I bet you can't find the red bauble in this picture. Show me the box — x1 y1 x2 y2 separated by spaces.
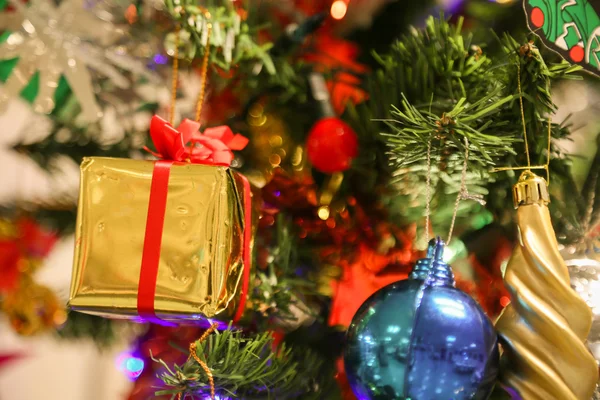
306 117 358 173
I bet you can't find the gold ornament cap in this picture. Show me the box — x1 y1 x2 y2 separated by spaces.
513 170 549 208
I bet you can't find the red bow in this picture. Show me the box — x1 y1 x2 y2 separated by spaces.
146 115 248 166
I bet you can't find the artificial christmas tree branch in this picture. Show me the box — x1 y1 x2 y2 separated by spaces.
345 15 517 207
249 215 318 331
496 34 582 167
383 91 517 171
341 15 587 237
381 18 582 180
163 0 275 72
155 326 331 399
371 15 497 107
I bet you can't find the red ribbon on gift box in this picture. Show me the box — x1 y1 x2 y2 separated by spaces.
138 115 251 325
146 115 248 165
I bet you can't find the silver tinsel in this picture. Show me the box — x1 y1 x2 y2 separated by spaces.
0 0 160 121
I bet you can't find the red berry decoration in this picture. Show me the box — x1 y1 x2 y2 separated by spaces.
569 45 585 62
530 7 545 28
306 117 358 173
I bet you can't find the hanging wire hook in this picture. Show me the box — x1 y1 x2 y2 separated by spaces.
195 8 213 123
492 61 552 184
424 138 432 245
169 25 181 125
169 8 213 125
176 323 218 400
446 137 486 244
518 63 531 168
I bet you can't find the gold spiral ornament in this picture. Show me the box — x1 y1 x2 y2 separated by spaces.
495 171 598 400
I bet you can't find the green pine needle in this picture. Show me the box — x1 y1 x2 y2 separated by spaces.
155 326 327 399
164 1 275 71
378 16 582 185
249 215 317 330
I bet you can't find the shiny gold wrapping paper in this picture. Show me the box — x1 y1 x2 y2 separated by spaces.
495 172 598 400
68 157 248 322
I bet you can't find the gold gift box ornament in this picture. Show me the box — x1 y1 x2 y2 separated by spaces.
68 116 252 326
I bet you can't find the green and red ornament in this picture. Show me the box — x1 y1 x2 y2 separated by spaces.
524 0 600 74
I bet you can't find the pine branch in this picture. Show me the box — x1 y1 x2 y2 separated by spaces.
379 16 525 208
349 15 520 184
372 15 499 109
343 15 498 198
56 312 117 348
155 327 330 399
357 16 583 176
496 34 582 167
383 92 517 172
381 17 584 178
163 1 275 72
376 16 582 187
350 15 585 231
249 215 317 330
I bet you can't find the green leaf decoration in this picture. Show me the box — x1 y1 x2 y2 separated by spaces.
524 0 600 75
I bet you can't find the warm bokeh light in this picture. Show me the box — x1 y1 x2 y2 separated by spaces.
330 0 348 20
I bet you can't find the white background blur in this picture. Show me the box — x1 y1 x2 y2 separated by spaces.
0 99 133 400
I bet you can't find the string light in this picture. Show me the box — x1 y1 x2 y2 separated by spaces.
330 0 348 20
116 351 145 380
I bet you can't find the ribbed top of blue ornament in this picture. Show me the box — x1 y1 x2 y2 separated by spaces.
423 237 455 287
409 238 437 280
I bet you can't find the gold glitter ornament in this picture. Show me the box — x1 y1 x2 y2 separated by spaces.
0 217 63 335
0 0 159 121
495 171 598 400
2 275 66 336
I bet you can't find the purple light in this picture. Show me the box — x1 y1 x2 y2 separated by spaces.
116 352 145 380
441 0 464 12
274 190 281 197
153 54 169 65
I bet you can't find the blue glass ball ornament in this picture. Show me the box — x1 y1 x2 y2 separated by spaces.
344 238 499 400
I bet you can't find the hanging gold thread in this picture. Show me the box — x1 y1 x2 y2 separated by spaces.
492 59 552 184
169 8 213 125
517 63 531 167
424 138 432 245
195 9 213 122
170 25 180 126
447 138 469 244
176 322 219 400
446 137 485 244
